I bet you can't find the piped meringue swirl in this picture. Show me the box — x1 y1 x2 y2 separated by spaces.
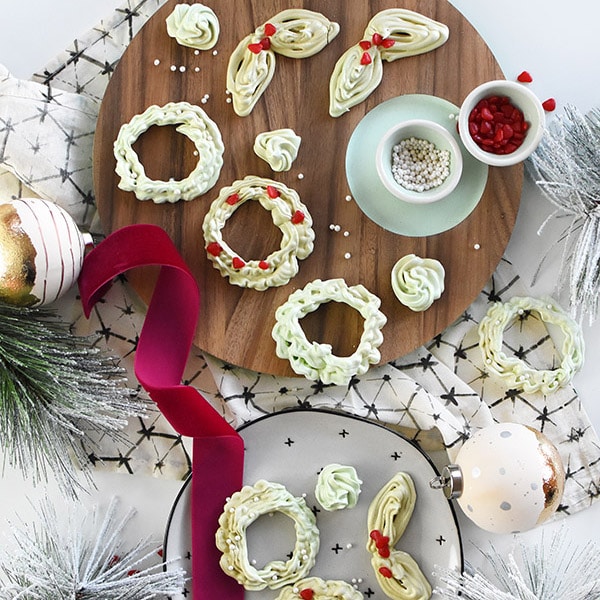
166 3 219 50
391 254 445 312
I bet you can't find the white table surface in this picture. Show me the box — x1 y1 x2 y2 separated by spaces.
1 0 599 584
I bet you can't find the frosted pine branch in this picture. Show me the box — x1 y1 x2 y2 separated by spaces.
0 497 186 599
434 527 600 599
0 302 147 497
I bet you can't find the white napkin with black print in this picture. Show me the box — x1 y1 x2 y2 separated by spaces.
0 63 98 226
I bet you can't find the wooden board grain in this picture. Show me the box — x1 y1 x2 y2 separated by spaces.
94 0 523 377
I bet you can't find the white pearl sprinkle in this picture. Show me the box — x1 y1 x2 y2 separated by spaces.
226 97 232 104
334 225 341 232
474 243 481 250
343 231 350 237
346 543 353 549
194 66 200 73
344 252 351 259
153 58 160 66
329 224 335 230
345 195 352 202
201 98 208 104
170 65 177 72
179 65 186 72
212 49 218 56
297 173 304 180
391 136 451 192
194 50 200 55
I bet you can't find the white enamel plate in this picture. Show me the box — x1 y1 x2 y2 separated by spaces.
164 409 463 599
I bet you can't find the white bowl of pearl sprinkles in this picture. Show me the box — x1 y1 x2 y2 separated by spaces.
376 118 463 204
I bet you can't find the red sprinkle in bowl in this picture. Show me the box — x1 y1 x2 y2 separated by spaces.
458 80 545 167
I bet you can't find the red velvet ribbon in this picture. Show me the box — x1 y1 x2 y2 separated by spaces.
78 224 244 599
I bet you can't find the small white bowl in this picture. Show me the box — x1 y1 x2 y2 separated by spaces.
458 79 545 167
376 119 463 204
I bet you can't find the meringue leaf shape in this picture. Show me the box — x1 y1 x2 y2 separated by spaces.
268 9 340 58
365 8 449 63
329 46 383 118
226 34 276 117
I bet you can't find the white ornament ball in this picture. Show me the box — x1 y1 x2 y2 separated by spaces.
456 422 565 533
0 198 88 306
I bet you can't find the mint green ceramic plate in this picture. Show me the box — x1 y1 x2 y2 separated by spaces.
346 94 488 237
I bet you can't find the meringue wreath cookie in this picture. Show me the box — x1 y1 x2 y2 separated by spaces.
272 278 387 385
202 176 314 290
215 479 320 590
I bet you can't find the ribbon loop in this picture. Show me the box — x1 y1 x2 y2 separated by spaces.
78 223 244 599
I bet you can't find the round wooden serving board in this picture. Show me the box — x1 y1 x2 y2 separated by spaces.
94 0 523 377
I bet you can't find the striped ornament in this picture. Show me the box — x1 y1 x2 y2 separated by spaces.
0 198 88 306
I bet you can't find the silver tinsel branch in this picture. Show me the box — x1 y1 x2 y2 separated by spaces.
434 528 600 599
527 104 600 324
0 497 186 599
0 303 147 497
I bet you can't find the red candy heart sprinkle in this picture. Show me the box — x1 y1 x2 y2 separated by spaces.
259 260 269 270
264 22 276 37
376 535 390 549
232 257 245 269
517 70 533 83
291 210 305 224
372 32 383 46
542 97 556 111
381 37 395 49
207 242 223 256
468 94 529 155
379 567 394 579
370 529 383 541
299 589 314 600
226 193 240 205
360 52 372 66
260 37 271 51
248 43 263 54
267 185 280 198
359 40 372 50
